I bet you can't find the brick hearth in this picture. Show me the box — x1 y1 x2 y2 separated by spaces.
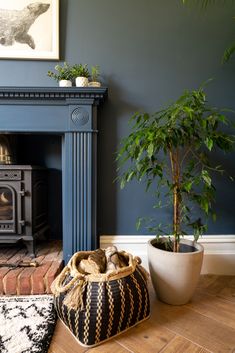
0 241 63 295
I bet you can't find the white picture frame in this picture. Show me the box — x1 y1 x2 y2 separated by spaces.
0 0 59 60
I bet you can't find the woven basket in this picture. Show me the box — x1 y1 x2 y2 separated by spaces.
51 250 150 347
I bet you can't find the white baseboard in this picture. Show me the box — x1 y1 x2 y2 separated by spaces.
100 235 235 275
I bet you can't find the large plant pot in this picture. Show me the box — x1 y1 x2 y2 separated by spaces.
147 238 204 305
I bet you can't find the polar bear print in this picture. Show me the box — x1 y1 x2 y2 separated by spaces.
0 2 50 49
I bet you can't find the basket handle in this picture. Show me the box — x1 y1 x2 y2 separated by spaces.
51 265 84 295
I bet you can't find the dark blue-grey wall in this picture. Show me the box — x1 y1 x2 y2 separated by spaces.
1 0 235 235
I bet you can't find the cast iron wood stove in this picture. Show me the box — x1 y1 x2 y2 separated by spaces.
0 165 48 255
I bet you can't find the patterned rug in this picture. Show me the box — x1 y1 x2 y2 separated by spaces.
0 295 56 353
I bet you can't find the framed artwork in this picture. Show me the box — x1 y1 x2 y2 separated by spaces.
0 0 59 60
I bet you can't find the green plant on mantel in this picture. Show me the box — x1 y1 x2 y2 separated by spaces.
71 64 90 78
47 62 73 81
182 0 235 62
91 65 100 82
117 87 234 252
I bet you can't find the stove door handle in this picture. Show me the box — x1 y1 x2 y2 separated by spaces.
19 190 25 197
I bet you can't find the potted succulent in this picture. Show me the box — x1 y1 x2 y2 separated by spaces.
71 64 90 87
117 87 234 305
47 62 73 87
88 65 101 87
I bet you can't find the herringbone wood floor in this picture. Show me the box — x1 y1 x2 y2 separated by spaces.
48 275 235 353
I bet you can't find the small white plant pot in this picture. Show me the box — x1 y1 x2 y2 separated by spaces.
59 80 72 87
75 77 89 87
88 81 101 88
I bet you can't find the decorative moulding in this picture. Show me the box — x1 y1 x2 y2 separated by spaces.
0 87 107 103
100 235 235 275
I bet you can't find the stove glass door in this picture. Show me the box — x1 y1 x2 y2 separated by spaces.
0 186 16 233
0 187 13 220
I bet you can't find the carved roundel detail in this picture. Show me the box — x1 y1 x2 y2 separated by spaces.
71 108 89 126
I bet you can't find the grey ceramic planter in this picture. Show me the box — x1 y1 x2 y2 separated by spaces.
147 238 204 305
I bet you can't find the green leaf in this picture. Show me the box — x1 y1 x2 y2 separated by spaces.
147 143 154 158
120 179 126 189
212 212 217 222
184 181 193 192
127 171 135 182
202 170 211 187
223 43 235 64
205 137 213 151
201 198 209 214
136 217 142 231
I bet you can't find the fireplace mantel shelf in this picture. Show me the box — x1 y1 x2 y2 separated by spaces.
0 86 108 263
0 86 107 105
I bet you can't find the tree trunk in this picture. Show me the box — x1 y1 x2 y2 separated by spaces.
170 147 181 252
173 186 180 252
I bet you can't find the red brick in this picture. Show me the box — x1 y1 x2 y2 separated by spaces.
3 268 24 295
0 267 10 294
16 254 50 295
31 261 52 294
2 248 28 294
45 260 63 293
17 267 36 295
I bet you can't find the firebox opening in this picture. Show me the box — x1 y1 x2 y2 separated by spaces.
0 133 62 255
17 134 63 240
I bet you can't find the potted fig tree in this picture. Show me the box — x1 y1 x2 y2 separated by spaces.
117 87 234 305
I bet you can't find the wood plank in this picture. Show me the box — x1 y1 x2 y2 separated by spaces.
115 318 175 353
199 275 235 303
196 274 219 290
217 277 235 303
161 336 208 353
186 290 235 330
87 341 131 353
48 320 87 353
201 275 234 296
153 298 235 353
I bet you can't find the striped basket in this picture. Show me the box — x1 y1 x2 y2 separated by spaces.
51 250 150 347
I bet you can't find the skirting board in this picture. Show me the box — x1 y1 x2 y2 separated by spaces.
100 235 235 275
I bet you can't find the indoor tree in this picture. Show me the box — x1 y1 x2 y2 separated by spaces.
117 87 234 252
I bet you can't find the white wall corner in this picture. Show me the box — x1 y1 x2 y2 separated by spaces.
100 235 235 275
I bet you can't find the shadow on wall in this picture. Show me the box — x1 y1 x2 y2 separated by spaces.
97 77 141 237
207 146 235 233
59 0 68 60
48 169 62 239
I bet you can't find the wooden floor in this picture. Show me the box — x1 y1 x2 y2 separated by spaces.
49 275 235 353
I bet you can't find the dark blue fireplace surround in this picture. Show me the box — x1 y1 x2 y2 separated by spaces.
0 87 107 263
